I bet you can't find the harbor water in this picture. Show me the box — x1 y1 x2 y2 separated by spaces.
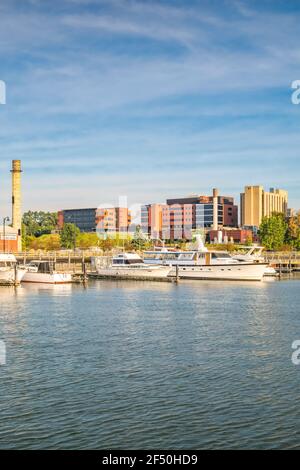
0 277 300 449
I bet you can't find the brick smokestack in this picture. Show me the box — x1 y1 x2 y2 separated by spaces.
11 160 22 251
212 188 219 231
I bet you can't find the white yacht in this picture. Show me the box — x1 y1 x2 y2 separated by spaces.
232 246 278 276
143 249 240 266
22 261 73 284
143 237 267 281
144 250 267 281
93 253 172 279
0 254 26 285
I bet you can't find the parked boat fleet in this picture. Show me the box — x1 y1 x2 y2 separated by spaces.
93 239 277 282
0 238 278 286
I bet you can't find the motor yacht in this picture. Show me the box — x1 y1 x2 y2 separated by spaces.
232 246 278 276
22 261 73 284
143 236 267 281
93 253 172 279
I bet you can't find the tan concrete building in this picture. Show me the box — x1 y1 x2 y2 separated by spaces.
240 186 288 227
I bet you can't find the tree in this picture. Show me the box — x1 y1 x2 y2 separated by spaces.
100 238 115 252
259 213 288 250
77 233 100 249
287 212 300 250
245 235 253 246
130 225 149 250
22 211 58 237
24 234 61 251
60 223 80 249
44 234 61 251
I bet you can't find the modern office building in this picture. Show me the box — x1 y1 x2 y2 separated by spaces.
240 186 288 228
142 189 238 241
58 208 97 232
59 207 131 234
141 203 166 240
96 207 131 234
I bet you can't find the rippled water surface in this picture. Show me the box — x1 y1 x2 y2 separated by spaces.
0 278 300 449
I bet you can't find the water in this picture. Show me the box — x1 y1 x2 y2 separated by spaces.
0 278 300 450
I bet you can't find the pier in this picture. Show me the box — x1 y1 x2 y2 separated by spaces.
264 252 300 273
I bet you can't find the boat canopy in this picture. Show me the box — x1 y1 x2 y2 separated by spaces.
0 254 17 263
28 261 53 273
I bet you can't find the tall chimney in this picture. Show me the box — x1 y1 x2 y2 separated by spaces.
11 160 22 251
212 188 219 231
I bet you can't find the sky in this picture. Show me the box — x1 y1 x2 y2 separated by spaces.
0 0 300 217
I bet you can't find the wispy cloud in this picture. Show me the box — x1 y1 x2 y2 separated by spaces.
0 0 300 215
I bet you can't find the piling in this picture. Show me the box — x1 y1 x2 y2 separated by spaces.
14 263 18 286
175 265 179 283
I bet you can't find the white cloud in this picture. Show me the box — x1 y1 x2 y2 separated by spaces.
0 0 300 215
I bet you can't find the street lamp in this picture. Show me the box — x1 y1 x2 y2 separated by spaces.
3 217 10 253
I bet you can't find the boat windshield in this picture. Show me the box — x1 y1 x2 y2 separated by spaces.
211 253 232 259
178 253 195 260
144 252 181 260
29 262 52 273
113 259 144 265
0 261 13 267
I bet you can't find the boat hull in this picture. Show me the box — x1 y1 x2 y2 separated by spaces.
22 272 73 284
96 266 171 279
169 263 268 281
0 268 26 285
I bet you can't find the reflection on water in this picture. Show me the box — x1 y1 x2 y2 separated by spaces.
0 278 300 450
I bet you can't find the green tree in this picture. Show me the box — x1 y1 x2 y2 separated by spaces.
22 211 58 237
100 238 115 252
259 213 288 250
287 212 300 250
130 225 149 250
77 233 100 249
25 234 61 251
60 223 80 249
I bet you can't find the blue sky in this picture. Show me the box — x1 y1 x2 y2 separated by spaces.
0 0 300 216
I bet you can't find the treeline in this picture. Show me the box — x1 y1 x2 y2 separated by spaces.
22 211 152 251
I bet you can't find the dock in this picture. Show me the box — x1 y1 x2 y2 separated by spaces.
88 273 174 282
264 252 300 274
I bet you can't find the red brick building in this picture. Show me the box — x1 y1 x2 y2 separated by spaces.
141 190 238 241
0 226 19 252
209 229 253 244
